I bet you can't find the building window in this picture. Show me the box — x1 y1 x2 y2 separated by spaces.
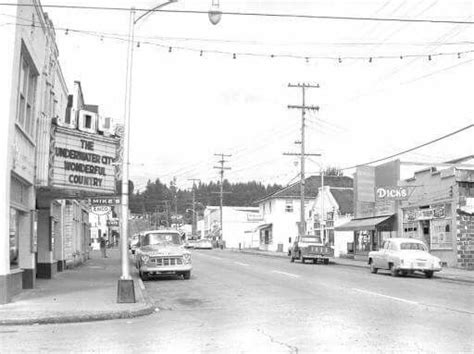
285 200 293 213
9 208 19 268
431 219 452 250
268 201 272 214
17 52 38 137
85 114 92 128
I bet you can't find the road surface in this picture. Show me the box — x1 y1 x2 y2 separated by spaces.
1 249 472 353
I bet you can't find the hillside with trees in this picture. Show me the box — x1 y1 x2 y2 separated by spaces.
129 179 282 224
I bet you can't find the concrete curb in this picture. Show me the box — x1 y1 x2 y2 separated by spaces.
0 271 157 326
232 249 474 284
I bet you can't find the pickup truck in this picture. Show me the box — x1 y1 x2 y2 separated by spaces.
289 236 333 264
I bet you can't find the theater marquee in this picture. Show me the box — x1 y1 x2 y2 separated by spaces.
49 125 118 194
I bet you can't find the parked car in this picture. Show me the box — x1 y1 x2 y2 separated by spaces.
184 240 196 249
135 230 192 280
368 238 442 278
289 235 333 264
194 239 213 250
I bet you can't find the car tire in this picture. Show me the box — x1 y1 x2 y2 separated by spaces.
390 264 398 277
183 271 191 280
424 271 434 279
370 262 378 274
139 270 149 281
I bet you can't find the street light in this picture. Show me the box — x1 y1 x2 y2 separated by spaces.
208 0 222 25
118 0 178 303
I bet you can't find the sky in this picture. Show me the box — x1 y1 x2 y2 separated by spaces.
4 0 473 191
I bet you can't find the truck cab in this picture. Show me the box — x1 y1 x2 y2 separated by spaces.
289 235 333 264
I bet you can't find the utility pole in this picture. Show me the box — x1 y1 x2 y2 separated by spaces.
286 83 320 239
213 154 231 243
188 178 200 235
170 177 178 229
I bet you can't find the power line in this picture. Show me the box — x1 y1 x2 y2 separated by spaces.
341 123 474 170
1 3 473 25
4 20 473 63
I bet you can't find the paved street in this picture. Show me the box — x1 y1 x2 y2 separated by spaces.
1 250 473 353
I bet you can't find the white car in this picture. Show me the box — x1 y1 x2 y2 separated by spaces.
368 238 442 278
194 239 213 249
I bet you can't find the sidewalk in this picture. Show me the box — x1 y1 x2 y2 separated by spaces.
230 248 474 284
0 248 156 326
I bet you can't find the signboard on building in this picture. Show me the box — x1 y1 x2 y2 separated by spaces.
49 125 118 194
91 206 112 215
89 196 121 205
247 213 263 222
107 219 119 227
375 186 408 201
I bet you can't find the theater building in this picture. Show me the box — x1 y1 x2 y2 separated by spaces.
0 1 119 303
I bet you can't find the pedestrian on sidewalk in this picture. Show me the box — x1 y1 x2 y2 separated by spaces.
100 234 108 258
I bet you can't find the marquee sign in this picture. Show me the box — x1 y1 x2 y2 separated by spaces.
375 186 409 201
49 125 118 194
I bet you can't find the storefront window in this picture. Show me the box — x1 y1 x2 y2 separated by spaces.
431 219 452 250
9 208 19 268
260 228 272 245
403 222 419 239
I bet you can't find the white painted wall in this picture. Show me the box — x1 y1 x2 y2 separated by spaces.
260 198 314 253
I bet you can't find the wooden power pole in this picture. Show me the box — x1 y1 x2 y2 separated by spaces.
213 154 231 243
286 83 320 238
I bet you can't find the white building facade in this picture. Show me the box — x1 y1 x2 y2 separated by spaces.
256 175 354 255
200 206 262 248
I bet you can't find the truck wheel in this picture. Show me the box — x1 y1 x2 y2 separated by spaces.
182 271 191 280
139 270 149 281
424 271 434 279
370 262 378 274
390 264 398 277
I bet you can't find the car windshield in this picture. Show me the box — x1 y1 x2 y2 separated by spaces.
400 242 427 251
142 232 181 246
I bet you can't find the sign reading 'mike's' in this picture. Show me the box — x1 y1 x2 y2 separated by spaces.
49 125 118 193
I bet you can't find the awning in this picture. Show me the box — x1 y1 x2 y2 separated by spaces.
256 223 272 230
335 215 394 231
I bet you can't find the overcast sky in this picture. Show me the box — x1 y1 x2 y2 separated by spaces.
10 0 473 190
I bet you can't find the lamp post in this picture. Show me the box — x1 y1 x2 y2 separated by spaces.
118 0 178 303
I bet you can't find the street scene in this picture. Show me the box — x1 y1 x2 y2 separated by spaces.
0 0 473 353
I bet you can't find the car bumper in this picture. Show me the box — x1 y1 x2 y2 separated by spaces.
396 265 442 272
303 254 332 259
140 264 192 273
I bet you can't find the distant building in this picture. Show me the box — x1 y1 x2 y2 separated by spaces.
256 175 354 254
200 206 262 248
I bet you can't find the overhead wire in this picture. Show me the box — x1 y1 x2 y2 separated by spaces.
340 123 473 170
1 3 473 25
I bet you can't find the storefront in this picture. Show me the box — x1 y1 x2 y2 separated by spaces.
336 215 396 259
258 224 273 251
402 203 455 266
